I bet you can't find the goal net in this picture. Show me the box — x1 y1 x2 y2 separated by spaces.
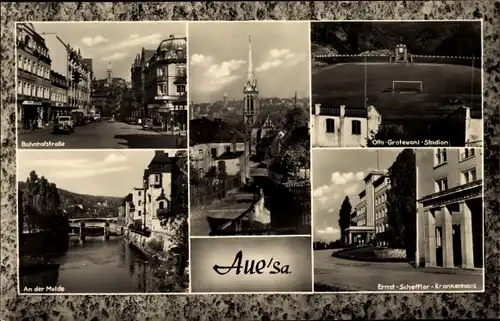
392 80 423 93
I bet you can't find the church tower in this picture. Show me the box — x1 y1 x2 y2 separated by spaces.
243 35 259 127
106 62 112 86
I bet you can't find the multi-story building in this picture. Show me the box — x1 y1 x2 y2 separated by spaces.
416 148 483 269
143 35 187 131
189 117 250 183
67 46 92 113
131 187 143 222
345 169 390 246
131 47 156 118
91 65 127 117
16 23 52 130
140 151 183 231
49 71 69 118
312 104 382 147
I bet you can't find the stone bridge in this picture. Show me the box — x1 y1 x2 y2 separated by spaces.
68 217 124 237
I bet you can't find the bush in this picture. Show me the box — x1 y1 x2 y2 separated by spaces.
374 248 406 260
147 238 164 253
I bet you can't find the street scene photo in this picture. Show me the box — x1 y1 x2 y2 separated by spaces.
415 148 483 290
18 150 188 294
188 22 311 236
17 22 187 149
310 21 482 148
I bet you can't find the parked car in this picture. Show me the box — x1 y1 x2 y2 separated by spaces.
83 115 93 124
142 118 153 130
53 115 74 134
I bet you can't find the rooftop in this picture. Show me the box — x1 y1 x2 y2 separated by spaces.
190 118 247 146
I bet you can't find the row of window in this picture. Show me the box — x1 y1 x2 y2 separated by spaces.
17 33 50 58
435 148 476 166
51 91 67 103
376 223 389 234
375 193 387 206
376 207 388 220
18 55 50 79
156 66 186 78
157 84 186 96
377 240 389 247
435 167 478 193
17 81 50 99
358 218 366 226
325 119 362 135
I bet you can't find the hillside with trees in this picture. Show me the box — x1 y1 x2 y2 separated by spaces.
311 21 481 57
18 178 122 219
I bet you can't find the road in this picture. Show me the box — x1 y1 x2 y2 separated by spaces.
18 121 186 149
314 249 484 292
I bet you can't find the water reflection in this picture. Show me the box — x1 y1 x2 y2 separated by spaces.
20 237 186 293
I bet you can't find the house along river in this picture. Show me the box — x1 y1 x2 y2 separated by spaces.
20 237 184 294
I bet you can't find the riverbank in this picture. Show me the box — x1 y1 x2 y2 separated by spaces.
124 220 189 292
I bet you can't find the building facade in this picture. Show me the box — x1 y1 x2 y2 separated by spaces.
131 47 156 118
50 71 69 119
416 148 483 269
143 35 187 131
67 46 92 113
16 23 52 130
345 169 390 246
312 104 382 147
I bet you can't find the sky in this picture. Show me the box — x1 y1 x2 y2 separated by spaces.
18 150 182 198
31 22 187 81
312 149 403 242
189 22 310 103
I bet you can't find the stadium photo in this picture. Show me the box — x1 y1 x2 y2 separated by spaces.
310 21 482 148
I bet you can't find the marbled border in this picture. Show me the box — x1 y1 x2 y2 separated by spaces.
1 2 498 320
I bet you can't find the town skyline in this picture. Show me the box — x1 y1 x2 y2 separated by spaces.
189 22 310 103
312 149 402 242
30 22 187 81
18 150 183 198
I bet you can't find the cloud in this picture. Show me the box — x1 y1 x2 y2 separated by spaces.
315 226 341 241
196 59 246 93
331 171 365 185
129 34 139 39
53 167 130 179
101 52 128 62
313 184 330 198
104 33 163 51
190 53 212 66
81 35 109 47
30 153 129 179
255 48 304 73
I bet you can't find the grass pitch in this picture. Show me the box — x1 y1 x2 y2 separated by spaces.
312 63 481 121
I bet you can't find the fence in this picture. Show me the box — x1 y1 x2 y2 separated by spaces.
190 174 242 208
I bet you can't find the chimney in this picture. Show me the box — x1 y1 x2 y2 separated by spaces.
340 105 346 117
314 103 321 115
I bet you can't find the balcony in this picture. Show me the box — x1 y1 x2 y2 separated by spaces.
174 74 187 85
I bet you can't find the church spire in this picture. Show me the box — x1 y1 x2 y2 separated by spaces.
244 34 257 92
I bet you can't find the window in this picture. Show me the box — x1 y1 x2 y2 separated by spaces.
435 177 448 192
435 148 447 166
210 148 217 158
225 146 231 153
138 200 141 206
27 60 32 73
138 210 142 217
352 120 361 135
18 55 23 69
159 201 165 209
176 85 186 93
460 148 476 161
462 168 477 184
157 67 164 77
155 174 160 183
17 81 22 94
138 191 141 196
325 118 335 133
24 83 28 96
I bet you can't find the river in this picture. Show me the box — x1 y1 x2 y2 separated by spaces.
19 236 187 294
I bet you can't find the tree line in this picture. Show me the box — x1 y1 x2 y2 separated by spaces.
19 170 68 236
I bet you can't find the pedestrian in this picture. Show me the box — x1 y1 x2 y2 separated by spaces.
138 118 142 126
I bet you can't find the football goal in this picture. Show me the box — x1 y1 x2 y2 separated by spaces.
392 80 423 93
